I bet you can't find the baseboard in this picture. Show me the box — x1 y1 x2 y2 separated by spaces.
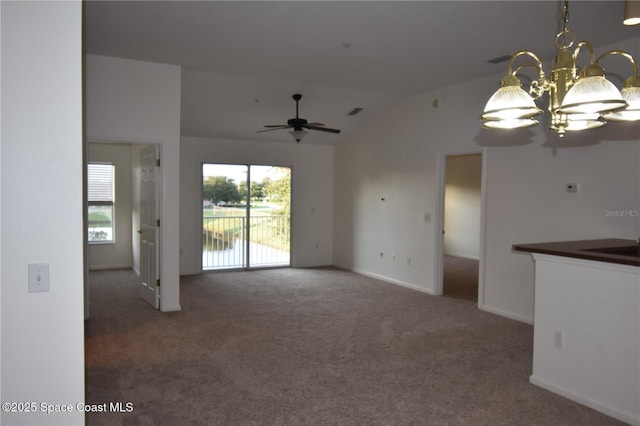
88 264 134 272
530 375 639 426
331 261 352 272
348 267 436 295
337 264 533 324
478 303 533 325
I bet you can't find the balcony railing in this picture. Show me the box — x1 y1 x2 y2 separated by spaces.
202 215 290 270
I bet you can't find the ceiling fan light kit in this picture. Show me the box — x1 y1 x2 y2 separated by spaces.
481 0 640 137
288 129 308 143
258 93 341 143
625 0 640 26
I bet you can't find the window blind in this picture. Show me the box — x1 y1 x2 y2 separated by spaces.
88 163 114 203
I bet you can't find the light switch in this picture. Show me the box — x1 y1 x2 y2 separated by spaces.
28 263 49 293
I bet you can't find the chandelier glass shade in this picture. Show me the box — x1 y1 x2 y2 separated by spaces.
561 113 606 131
288 129 308 143
605 77 640 121
558 72 627 114
481 79 543 121
482 118 540 129
481 0 640 136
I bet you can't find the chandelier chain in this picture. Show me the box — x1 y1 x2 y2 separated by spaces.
556 0 574 49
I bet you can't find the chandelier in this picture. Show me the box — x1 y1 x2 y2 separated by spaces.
481 0 640 136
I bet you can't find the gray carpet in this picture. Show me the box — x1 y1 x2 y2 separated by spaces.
85 268 623 425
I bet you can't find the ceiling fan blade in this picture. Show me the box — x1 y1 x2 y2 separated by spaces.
305 124 341 134
262 124 290 128
306 122 326 127
257 125 290 133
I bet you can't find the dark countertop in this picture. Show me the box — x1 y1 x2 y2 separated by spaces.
513 238 640 267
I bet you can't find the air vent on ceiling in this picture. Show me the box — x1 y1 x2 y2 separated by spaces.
348 107 363 116
488 54 512 64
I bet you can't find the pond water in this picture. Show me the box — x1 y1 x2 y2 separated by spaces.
202 239 290 269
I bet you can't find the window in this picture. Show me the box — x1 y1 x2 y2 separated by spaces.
88 163 115 243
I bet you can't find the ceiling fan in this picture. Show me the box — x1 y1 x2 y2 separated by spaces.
258 94 341 143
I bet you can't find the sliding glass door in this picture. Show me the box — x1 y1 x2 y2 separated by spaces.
202 164 291 270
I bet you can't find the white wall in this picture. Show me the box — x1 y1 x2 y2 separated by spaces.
1 0 3 408
530 255 640 424
85 55 182 312
87 143 133 270
1 2 85 425
180 136 333 275
444 154 482 259
334 37 640 323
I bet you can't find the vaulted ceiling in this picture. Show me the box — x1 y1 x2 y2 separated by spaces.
84 1 639 144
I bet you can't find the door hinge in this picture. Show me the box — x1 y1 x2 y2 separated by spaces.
156 158 160 167
156 279 160 287
156 219 160 227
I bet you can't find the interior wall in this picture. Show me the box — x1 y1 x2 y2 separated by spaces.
87 142 133 270
1 2 85 425
1 2 3 407
85 54 182 312
333 37 640 323
444 154 482 259
180 136 333 275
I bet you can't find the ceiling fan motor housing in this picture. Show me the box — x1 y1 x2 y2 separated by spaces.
287 118 307 129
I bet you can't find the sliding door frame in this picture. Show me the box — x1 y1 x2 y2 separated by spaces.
200 162 292 271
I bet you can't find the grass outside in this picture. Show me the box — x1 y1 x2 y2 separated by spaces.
88 205 112 224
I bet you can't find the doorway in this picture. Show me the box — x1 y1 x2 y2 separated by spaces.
201 163 291 270
439 153 483 302
85 142 162 316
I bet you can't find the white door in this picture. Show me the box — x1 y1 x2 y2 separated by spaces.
139 145 160 309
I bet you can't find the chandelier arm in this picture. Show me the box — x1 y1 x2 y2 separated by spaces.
513 62 542 75
507 51 547 96
572 40 595 68
512 62 548 99
595 50 639 77
507 50 544 76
